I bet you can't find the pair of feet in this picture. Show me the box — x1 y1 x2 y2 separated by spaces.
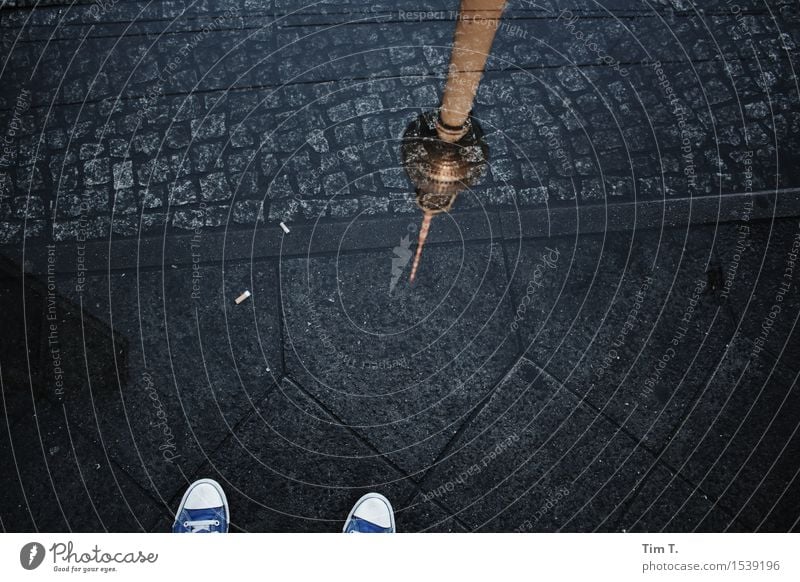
172 479 396 533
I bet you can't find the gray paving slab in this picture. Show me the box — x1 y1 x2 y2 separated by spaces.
506 225 738 450
615 462 748 533
0 400 168 532
281 241 521 476
22 260 285 511
715 216 800 374
185 377 453 532
1 0 799 533
661 337 800 532
412 357 656 532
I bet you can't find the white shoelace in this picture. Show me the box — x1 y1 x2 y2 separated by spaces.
183 519 220 533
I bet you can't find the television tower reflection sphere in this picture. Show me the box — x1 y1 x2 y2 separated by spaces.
401 0 506 282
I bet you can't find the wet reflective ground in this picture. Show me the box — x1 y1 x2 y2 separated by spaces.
1 1 799 531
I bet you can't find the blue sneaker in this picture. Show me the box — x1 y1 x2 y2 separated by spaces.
343 493 395 533
172 478 229 533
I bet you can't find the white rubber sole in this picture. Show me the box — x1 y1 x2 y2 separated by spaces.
343 492 396 533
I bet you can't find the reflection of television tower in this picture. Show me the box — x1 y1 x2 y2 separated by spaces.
402 0 507 282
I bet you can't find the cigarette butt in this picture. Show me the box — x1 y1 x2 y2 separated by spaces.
279 221 290 234
235 290 251 304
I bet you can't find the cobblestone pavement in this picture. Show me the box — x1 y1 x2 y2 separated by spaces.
0 1 799 532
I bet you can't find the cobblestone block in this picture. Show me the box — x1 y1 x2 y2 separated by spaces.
60 187 109 217
362 117 389 141
518 186 548 205
299 199 328 219
605 177 633 198
12 194 44 219
548 178 577 202
112 160 133 190
202 205 230 228
111 216 138 236
490 158 518 182
327 101 354 123
165 125 191 150
46 129 66 150
329 198 358 217
324 171 349 196
17 164 45 190
0 172 12 199
580 179 605 202
229 126 254 148
199 172 231 202
133 132 160 156
360 196 389 215
191 142 224 172
112 188 138 215
354 174 377 192
136 157 170 185
52 216 110 241
168 179 198 206
389 196 417 215
0 222 21 244
267 173 294 199
354 95 383 116
172 208 205 230
109 138 130 158
307 129 329 153
379 167 407 189
232 200 265 224
268 198 299 222
191 113 227 140
79 143 104 160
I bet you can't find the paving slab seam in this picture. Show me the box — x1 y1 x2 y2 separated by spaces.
402 354 531 508
515 354 739 519
280 374 472 531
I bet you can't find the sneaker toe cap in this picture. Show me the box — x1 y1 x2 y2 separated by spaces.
354 497 392 529
184 482 225 510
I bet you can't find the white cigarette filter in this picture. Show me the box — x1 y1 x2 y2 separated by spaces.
235 290 251 304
